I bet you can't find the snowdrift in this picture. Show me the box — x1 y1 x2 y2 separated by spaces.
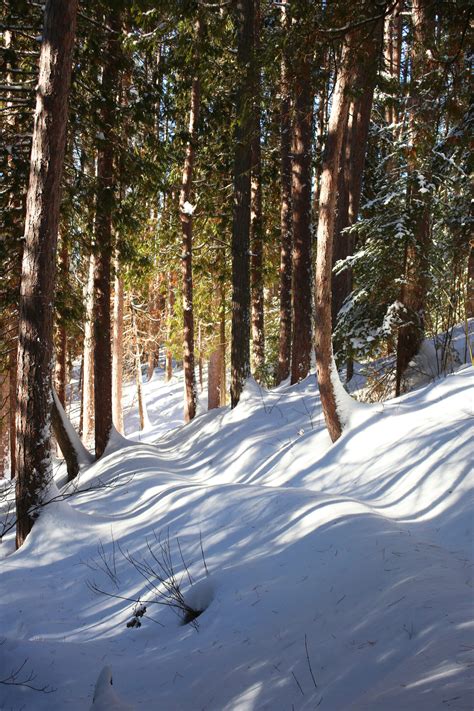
1 365 473 710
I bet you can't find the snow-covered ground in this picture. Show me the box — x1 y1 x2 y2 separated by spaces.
1 358 473 710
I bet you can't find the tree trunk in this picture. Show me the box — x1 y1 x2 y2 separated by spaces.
51 391 79 482
231 0 254 407
179 18 201 423
467 240 474 320
219 285 227 405
55 236 69 408
197 321 204 391
51 388 93 481
395 0 435 395
314 36 358 443
250 0 264 376
82 252 95 446
112 260 124 434
165 271 175 382
207 349 222 410
276 0 292 385
332 30 381 328
93 13 120 458
290 50 313 385
15 0 78 548
0 373 9 478
131 304 147 431
9 340 17 478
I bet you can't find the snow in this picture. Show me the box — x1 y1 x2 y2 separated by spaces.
1 357 473 710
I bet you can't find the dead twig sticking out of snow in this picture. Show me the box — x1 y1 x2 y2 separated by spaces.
0 655 56 694
304 634 318 688
291 670 304 695
0 470 136 543
87 529 211 630
199 529 209 576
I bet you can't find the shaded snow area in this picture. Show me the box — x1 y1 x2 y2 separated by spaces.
1 365 473 710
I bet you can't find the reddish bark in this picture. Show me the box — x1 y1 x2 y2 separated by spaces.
15 0 78 547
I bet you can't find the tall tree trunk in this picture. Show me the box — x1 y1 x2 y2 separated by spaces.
179 18 201 423
332 28 382 329
93 13 120 458
9 339 17 478
0 373 9 478
231 0 254 407
165 271 175 382
207 348 222 410
395 0 435 395
276 0 292 385
250 0 264 376
55 235 69 408
15 0 78 547
219 284 227 405
467 241 474 320
290 51 313 384
315 32 364 443
82 252 95 446
131 304 147 431
197 321 204 391
112 260 124 434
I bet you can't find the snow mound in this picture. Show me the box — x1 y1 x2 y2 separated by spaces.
1 363 472 710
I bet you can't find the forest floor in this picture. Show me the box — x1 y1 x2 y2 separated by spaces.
1 343 473 710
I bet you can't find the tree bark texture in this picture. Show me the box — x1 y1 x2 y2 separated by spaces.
250 0 264 375
207 349 223 410
51 389 79 481
231 0 254 408
179 18 201 423
290 51 313 384
0 373 9 477
276 0 292 384
332 26 382 328
9 341 17 478
131 305 146 431
315 34 360 443
165 272 176 381
395 0 435 395
15 0 78 547
55 236 69 408
82 252 95 445
112 262 124 434
93 13 120 458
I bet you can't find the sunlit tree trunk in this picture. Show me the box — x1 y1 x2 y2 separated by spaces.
112 259 124 434
55 236 69 408
15 0 78 547
82 252 95 445
165 271 175 382
0 373 9 478
131 304 147 431
315 35 359 443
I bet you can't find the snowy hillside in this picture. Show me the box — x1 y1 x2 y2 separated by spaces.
1 365 473 710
